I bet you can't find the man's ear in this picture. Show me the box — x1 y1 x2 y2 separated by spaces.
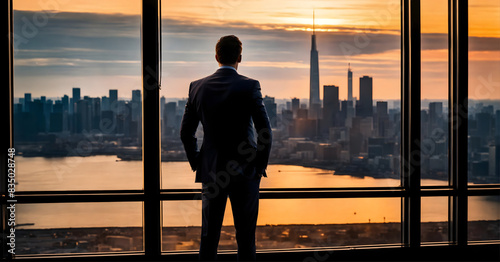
237 54 242 63
215 54 220 63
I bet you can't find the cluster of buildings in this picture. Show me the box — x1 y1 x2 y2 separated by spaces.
468 103 500 183
17 220 500 254
13 19 499 183
14 88 142 145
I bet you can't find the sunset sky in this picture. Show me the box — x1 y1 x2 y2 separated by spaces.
13 0 500 102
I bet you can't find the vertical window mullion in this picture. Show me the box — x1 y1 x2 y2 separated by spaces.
3 0 13 260
449 0 468 247
142 0 162 258
401 0 411 247
401 0 421 248
409 0 422 248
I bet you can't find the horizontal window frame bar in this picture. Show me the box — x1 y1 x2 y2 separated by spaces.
8 193 145 203
8 188 499 204
12 189 144 195
13 251 145 260
467 184 500 189
11 243 500 261
10 184 498 196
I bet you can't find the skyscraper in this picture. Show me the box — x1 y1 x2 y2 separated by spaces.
347 63 353 102
476 112 491 144
495 110 500 138
309 11 320 119
163 102 177 137
263 96 277 128
357 76 373 117
291 97 300 118
72 87 81 103
62 95 69 113
131 90 142 122
24 93 32 112
109 89 118 109
376 101 389 137
323 85 340 129
71 88 81 116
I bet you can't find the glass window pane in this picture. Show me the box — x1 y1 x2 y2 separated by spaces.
421 0 449 186
13 0 143 191
421 197 449 243
162 198 401 251
468 196 500 241
161 0 401 189
468 0 500 184
16 202 143 254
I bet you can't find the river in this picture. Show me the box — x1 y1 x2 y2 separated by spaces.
13 156 499 229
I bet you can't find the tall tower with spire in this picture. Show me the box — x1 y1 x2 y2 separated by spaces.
347 63 353 102
309 10 320 119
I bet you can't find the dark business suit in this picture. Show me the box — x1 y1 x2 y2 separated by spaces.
180 67 272 261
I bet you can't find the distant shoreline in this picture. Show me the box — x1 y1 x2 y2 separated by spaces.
17 154 498 184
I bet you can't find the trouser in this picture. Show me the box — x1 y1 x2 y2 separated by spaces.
199 174 261 261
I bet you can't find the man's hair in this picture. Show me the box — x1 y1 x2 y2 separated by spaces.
215 35 242 65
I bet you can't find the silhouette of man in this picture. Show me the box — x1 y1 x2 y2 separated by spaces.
180 35 272 261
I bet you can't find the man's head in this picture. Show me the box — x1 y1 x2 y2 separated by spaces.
215 35 242 68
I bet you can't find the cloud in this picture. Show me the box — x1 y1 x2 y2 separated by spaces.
12 9 500 99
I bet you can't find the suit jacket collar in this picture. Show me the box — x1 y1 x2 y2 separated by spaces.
216 67 238 75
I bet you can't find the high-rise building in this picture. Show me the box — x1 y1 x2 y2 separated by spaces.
429 102 443 123
160 96 166 120
71 88 81 116
101 96 110 111
356 76 373 117
489 145 499 178
376 101 389 137
163 102 177 137
132 90 141 103
495 110 500 138
75 99 91 133
323 85 339 129
109 89 118 110
291 97 300 118
50 101 64 133
347 63 353 102
30 99 46 133
476 112 491 144
263 96 277 128
309 11 320 119
24 93 32 112
62 95 69 112
131 90 142 122
72 88 81 102
376 101 388 117
340 100 353 126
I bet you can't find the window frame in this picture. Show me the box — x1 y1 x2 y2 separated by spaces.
2 0 500 260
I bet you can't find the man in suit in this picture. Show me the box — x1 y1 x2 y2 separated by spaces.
180 35 272 261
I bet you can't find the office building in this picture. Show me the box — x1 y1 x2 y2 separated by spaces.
357 76 373 117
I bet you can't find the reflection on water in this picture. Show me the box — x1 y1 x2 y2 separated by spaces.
15 156 500 229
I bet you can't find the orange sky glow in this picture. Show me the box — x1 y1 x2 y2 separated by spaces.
13 0 500 100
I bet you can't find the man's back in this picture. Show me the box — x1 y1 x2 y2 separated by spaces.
180 67 272 183
191 68 259 152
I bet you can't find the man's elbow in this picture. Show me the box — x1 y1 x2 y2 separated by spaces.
257 126 273 147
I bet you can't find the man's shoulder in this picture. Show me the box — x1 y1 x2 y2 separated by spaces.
236 73 259 84
190 74 210 87
232 73 260 90
191 71 259 87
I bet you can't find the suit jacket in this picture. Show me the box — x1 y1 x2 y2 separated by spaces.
180 67 272 183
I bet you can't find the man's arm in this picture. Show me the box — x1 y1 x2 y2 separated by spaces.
250 81 272 177
180 83 200 171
